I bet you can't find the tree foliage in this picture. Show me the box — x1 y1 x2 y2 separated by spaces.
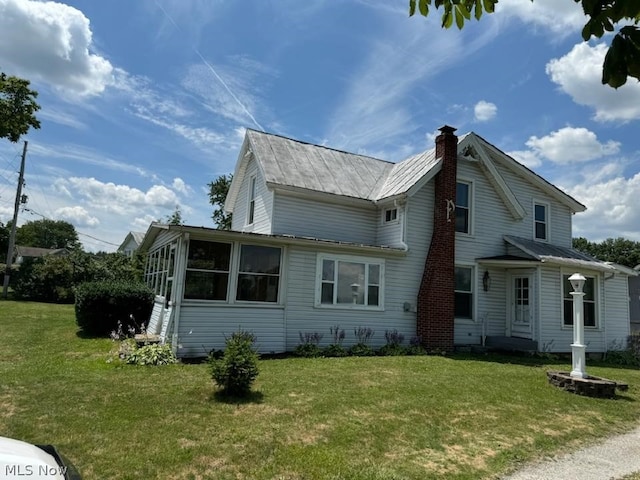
12 250 145 303
15 219 80 249
0 70 41 142
208 174 233 230
164 205 183 225
409 0 640 88
573 236 640 268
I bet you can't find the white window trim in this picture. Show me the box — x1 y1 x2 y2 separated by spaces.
382 207 399 225
454 263 475 322
560 271 600 330
533 200 550 242
247 176 257 226
456 179 474 237
315 253 385 311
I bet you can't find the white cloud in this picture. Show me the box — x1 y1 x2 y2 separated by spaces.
507 150 542 169
0 0 114 97
474 101 497 122
498 0 586 37
568 172 640 241
525 127 620 164
64 177 179 215
172 178 190 194
546 43 640 122
326 16 499 151
55 206 99 227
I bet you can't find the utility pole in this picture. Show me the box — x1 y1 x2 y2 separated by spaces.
3 141 28 299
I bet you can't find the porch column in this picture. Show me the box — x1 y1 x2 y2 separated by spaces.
569 273 587 379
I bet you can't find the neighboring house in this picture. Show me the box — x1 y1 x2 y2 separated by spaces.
118 231 145 257
140 126 634 357
14 245 69 264
630 265 640 334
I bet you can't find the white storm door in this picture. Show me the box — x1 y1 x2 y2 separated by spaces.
511 275 533 338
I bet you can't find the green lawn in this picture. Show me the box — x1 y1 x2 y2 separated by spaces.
2 300 640 479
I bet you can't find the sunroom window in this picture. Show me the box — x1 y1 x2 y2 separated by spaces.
236 245 281 302
184 240 231 301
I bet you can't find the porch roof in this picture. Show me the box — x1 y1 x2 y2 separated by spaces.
140 223 408 257
494 236 619 273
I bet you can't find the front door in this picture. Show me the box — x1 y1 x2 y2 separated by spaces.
511 274 533 339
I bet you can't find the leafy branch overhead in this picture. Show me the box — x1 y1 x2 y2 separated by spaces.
0 70 41 142
409 0 640 88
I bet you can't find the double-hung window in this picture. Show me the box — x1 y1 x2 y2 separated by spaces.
454 266 473 319
248 176 256 225
563 274 597 327
456 181 471 234
384 208 398 223
184 240 231 301
318 255 383 309
534 202 549 241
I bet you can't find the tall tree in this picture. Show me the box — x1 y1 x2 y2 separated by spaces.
15 219 81 250
208 174 233 230
409 0 640 88
0 70 41 142
573 236 640 268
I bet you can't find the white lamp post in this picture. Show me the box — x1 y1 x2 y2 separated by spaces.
569 273 587 379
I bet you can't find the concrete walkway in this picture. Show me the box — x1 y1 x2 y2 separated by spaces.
502 427 640 480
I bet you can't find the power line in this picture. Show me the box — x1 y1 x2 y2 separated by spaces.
23 207 121 247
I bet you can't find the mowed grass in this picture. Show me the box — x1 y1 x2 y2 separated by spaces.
1 301 640 479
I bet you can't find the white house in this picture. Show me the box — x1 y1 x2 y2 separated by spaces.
140 126 633 357
118 231 145 257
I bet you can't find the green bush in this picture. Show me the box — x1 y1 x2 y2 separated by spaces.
210 330 259 397
323 344 348 357
126 343 177 366
348 343 375 356
75 281 154 336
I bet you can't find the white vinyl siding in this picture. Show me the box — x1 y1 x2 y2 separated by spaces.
272 193 377 245
604 273 631 349
231 157 273 233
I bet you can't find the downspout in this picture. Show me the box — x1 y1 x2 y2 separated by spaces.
171 231 189 355
396 198 409 252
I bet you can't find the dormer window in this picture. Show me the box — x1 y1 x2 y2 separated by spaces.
384 208 398 223
534 202 549 241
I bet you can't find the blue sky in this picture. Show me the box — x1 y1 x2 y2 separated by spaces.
1 0 639 251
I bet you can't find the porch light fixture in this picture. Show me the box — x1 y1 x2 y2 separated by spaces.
569 273 585 293
482 271 491 292
351 283 360 304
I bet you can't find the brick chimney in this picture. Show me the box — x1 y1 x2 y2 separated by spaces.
416 125 458 351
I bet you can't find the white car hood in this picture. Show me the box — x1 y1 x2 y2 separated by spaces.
0 436 65 479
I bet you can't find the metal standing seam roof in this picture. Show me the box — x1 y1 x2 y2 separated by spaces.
246 130 394 200
504 235 618 272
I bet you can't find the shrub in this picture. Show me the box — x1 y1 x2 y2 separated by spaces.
405 336 427 356
349 326 375 356
323 325 347 357
294 331 323 358
75 280 154 336
127 343 177 366
210 330 260 397
629 333 640 362
378 329 406 356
